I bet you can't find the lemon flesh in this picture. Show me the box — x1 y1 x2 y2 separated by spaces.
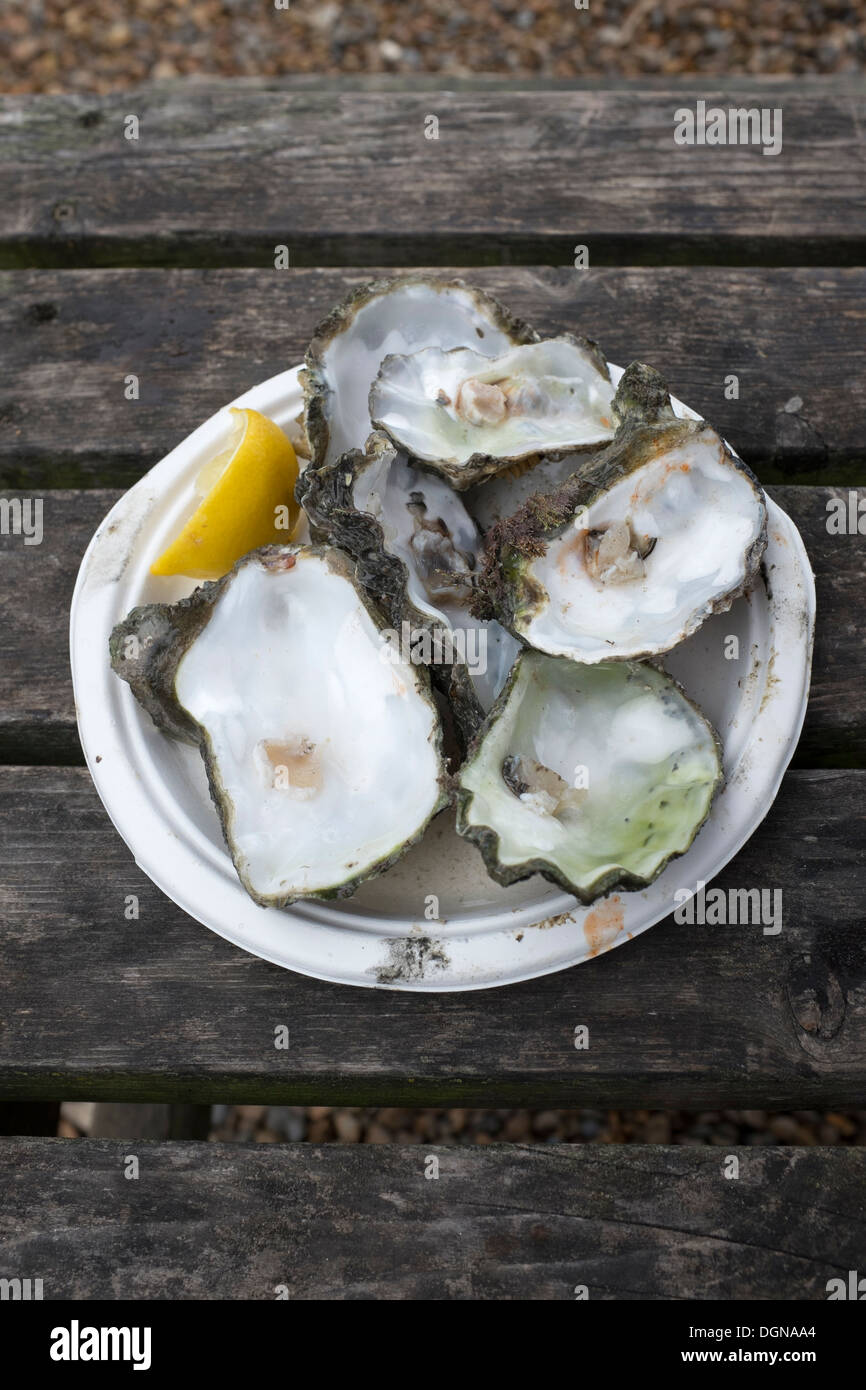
151 408 300 579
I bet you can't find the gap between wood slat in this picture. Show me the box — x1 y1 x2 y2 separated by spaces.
4 237 866 273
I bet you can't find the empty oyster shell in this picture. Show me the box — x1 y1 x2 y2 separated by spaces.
480 362 767 663
457 651 723 903
302 275 537 471
109 545 450 907
370 335 616 488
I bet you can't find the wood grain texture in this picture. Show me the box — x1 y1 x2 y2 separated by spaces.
2 266 864 487
1 1138 864 1299
2 83 865 268
0 767 863 1106
1 486 860 766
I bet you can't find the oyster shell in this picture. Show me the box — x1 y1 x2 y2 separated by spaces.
301 275 537 470
370 335 616 488
457 651 723 903
109 545 450 907
299 432 519 736
480 363 767 664
465 452 590 535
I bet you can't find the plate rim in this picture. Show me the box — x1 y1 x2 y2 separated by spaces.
69 365 816 992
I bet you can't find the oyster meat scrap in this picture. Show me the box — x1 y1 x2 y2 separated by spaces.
109 545 449 907
370 335 616 488
457 651 723 904
480 362 767 664
299 431 519 733
301 275 537 470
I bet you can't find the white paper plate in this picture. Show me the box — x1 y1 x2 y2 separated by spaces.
70 365 815 991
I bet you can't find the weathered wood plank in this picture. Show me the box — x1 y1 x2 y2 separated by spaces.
2 84 865 269
0 486 859 767
2 267 864 487
1 1138 863 1299
0 767 862 1107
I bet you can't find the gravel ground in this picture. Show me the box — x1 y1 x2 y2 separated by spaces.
205 1105 866 1146
54 1103 866 1145
4 1 866 94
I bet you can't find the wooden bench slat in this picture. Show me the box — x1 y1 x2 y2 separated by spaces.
0 486 859 767
2 267 865 487
3 84 865 268
1 1138 863 1299
0 766 862 1107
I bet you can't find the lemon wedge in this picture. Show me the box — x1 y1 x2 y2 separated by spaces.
150 408 300 579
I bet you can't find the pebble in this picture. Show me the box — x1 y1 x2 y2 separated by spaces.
377 1108 411 1130
363 1122 391 1144
644 1113 672 1144
284 1111 307 1142
532 1110 560 1137
413 1112 439 1139
769 1115 801 1142
333 1110 362 1143
307 1117 332 1143
740 1110 767 1128
478 1112 503 1134
827 1112 858 1137
236 1104 266 1122
503 1112 531 1141
266 1106 307 1142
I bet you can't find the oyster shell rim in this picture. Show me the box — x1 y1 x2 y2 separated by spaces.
455 648 725 906
109 542 453 910
369 331 615 489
